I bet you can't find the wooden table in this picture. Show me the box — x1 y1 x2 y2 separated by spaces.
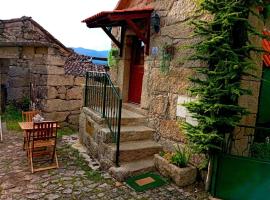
18 122 59 131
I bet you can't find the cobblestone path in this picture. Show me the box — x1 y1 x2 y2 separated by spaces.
0 129 208 200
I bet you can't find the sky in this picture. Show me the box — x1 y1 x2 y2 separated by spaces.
0 0 119 50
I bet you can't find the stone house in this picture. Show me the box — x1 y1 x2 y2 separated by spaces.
79 0 267 180
0 16 103 129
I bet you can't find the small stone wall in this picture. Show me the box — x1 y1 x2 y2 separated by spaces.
79 107 116 169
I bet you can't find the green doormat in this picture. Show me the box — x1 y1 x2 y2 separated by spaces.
125 172 167 192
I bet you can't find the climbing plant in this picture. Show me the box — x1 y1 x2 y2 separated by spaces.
160 43 174 74
108 48 120 68
183 0 265 154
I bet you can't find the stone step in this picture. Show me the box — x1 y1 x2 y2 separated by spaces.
109 157 155 181
100 125 154 143
108 140 162 163
122 103 147 116
120 108 147 126
83 107 146 126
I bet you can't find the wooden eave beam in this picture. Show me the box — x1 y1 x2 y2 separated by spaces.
125 19 147 43
125 17 151 55
101 26 121 48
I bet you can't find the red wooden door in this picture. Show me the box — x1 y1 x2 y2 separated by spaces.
128 38 144 104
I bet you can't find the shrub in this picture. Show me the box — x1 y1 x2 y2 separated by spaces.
171 145 191 168
250 142 270 160
2 104 22 131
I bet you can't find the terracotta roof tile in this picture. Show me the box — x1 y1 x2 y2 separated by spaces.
82 7 154 24
64 53 107 76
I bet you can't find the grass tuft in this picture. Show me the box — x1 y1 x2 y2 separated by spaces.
2 105 22 131
58 127 75 138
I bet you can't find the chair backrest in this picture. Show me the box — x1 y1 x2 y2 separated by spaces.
32 121 58 140
22 110 39 122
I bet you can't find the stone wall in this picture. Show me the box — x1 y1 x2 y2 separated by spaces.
111 1 265 153
0 17 84 129
230 7 264 155
0 47 33 103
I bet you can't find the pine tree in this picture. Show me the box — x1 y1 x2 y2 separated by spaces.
183 0 265 154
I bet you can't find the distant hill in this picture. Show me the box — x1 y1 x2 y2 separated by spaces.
72 47 109 65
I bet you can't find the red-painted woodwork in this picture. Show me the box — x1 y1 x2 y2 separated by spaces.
263 30 270 67
82 8 153 55
128 38 144 104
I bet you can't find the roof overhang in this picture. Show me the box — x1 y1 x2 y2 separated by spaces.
82 8 154 56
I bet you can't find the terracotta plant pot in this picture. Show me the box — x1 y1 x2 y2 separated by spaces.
154 154 197 187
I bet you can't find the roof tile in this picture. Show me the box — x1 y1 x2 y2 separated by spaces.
64 53 107 76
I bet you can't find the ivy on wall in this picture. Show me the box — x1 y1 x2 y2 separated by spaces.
108 48 120 68
183 0 265 154
160 43 175 74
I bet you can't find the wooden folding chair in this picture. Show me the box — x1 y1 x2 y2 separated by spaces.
22 110 39 150
22 110 39 122
27 121 59 173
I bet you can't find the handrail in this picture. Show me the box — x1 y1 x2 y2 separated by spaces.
84 71 122 167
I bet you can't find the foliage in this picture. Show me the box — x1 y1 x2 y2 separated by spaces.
161 145 191 168
171 145 191 168
162 152 173 162
160 43 174 74
251 142 270 160
58 126 75 138
2 104 22 131
182 0 265 155
8 96 30 112
159 151 165 157
20 96 30 111
108 48 120 68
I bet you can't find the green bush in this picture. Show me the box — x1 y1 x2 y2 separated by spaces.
20 96 30 111
171 145 191 168
2 104 22 131
250 142 270 160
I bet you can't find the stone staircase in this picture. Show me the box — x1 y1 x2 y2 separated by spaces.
104 104 163 181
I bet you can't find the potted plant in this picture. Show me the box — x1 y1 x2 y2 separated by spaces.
154 145 197 187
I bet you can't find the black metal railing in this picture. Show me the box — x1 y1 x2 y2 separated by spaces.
84 71 122 166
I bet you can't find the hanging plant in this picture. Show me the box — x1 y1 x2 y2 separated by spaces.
108 48 120 68
160 43 175 74
182 0 265 155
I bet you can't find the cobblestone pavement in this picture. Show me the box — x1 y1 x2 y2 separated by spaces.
0 129 209 200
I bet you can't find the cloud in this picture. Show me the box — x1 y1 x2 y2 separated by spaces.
0 0 119 50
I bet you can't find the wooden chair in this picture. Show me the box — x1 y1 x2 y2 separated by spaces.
22 110 39 122
27 121 59 173
22 110 39 150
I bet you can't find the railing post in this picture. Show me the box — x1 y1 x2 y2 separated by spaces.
102 73 107 118
84 72 89 107
115 99 122 167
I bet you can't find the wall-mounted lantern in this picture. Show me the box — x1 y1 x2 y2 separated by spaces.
151 11 160 33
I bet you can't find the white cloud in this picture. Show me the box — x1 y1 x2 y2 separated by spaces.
0 0 119 50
